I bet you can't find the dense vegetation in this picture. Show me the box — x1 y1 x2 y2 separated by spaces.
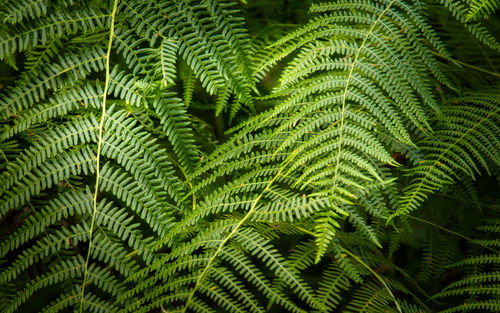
0 0 499 312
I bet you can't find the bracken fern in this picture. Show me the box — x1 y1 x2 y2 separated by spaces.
0 0 499 312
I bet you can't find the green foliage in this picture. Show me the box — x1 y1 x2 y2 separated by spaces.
0 0 499 313
396 91 500 218
465 0 500 22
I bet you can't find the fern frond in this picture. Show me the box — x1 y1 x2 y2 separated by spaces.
0 0 49 24
315 263 352 312
119 0 255 112
395 90 500 218
431 219 500 313
1 1 499 312
439 0 500 52
466 0 500 22
152 94 199 175
344 282 395 313
228 0 449 261
0 48 106 117
0 147 97 215
0 8 109 60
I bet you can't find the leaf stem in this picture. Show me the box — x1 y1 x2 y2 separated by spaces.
407 215 500 254
320 0 398 262
430 50 500 79
181 158 292 312
0 147 9 166
78 0 119 311
343 248 403 313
